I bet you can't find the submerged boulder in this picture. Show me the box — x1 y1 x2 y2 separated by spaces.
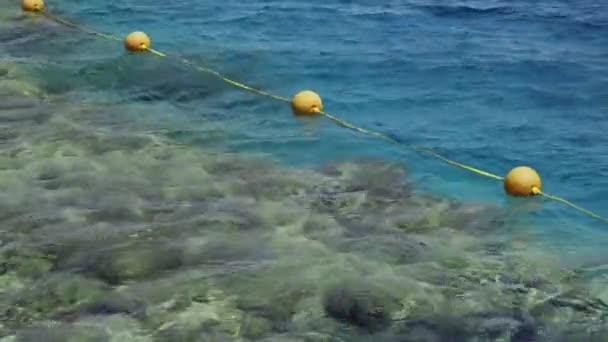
322 280 398 332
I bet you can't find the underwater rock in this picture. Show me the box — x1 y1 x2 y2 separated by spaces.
312 160 416 224
0 208 66 238
80 293 146 319
0 79 45 98
438 201 508 234
0 96 38 111
391 310 539 342
386 194 508 235
292 332 344 342
0 271 26 297
0 246 53 279
0 98 49 123
0 126 20 144
14 322 109 342
459 311 539 341
9 274 107 318
0 60 18 76
300 213 346 243
129 273 240 336
153 327 206 342
205 153 275 179
230 173 312 201
389 319 451 342
72 315 152 342
546 326 608 342
150 290 243 339
75 133 160 156
195 198 268 232
83 192 147 223
384 196 450 233
322 281 397 332
0 274 117 337
236 288 307 334
189 234 274 265
91 242 184 285
528 289 608 338
124 77 217 105
197 332 241 342
310 187 367 216
120 273 212 325
319 159 412 198
239 314 273 340
73 56 226 105
331 232 430 266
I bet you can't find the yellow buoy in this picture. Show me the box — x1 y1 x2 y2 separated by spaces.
124 31 151 52
291 90 323 115
22 0 45 12
504 166 542 197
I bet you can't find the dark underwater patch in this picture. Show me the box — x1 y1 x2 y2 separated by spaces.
322 280 398 332
420 5 516 19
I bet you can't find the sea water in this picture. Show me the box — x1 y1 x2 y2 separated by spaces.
1 0 608 340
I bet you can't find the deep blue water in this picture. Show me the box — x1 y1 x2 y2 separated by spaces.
3 0 608 245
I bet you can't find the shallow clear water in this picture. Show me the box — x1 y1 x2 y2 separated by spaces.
1 0 608 341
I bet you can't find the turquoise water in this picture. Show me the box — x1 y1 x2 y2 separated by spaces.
23 0 608 226
2 0 608 340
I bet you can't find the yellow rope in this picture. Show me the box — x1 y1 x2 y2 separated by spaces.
318 105 607 226
43 11 288 101
33 10 608 224
538 191 608 224
146 47 166 57
317 109 504 181
43 12 122 42
178 57 291 102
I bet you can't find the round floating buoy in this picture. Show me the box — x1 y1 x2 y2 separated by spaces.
504 166 542 197
291 90 323 115
124 31 151 52
22 0 45 12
